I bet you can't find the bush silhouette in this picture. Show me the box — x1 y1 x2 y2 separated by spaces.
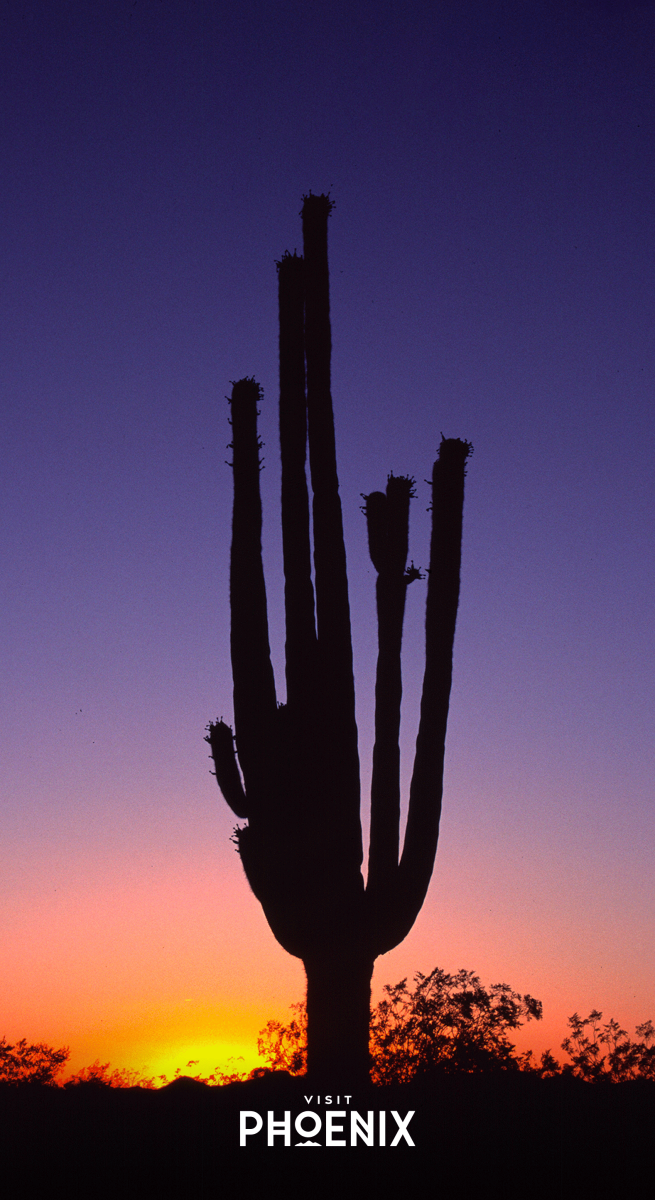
369 967 543 1083
256 1002 308 1076
255 967 544 1082
560 1011 655 1082
254 969 655 1086
64 1060 161 1088
0 1036 69 1085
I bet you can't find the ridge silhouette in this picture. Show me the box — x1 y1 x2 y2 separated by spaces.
206 194 471 1085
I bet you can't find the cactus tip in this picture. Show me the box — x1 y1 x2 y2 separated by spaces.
387 472 417 500
300 191 335 217
438 434 473 461
275 249 304 273
229 377 263 404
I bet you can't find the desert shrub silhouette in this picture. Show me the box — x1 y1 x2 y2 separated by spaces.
0 1036 69 1085
560 1011 655 1082
256 967 543 1083
206 193 471 1083
64 1060 162 1088
368 967 543 1083
254 971 655 1086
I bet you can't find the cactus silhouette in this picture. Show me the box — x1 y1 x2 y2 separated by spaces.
207 194 471 1083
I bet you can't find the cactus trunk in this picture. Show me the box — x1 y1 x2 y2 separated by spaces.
305 949 374 1085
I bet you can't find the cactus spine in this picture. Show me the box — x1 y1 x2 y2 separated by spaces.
207 195 471 1083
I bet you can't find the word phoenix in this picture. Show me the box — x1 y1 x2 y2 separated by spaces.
239 1109 415 1147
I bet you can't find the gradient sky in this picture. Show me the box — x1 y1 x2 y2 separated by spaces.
2 0 654 1081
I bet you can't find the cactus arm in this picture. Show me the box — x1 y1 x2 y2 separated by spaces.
228 378 277 804
205 719 248 818
302 193 355 708
365 476 416 896
387 437 471 946
277 251 317 711
301 193 362 864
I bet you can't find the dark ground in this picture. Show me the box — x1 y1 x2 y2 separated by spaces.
1 1071 652 1199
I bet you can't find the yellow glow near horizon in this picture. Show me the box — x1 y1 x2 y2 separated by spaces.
57 1000 278 1083
61 1023 267 1084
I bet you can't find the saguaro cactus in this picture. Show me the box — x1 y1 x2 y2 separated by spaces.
207 194 471 1083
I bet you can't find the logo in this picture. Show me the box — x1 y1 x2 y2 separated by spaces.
239 1096 415 1147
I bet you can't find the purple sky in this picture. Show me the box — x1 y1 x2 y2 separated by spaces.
2 0 654 1075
